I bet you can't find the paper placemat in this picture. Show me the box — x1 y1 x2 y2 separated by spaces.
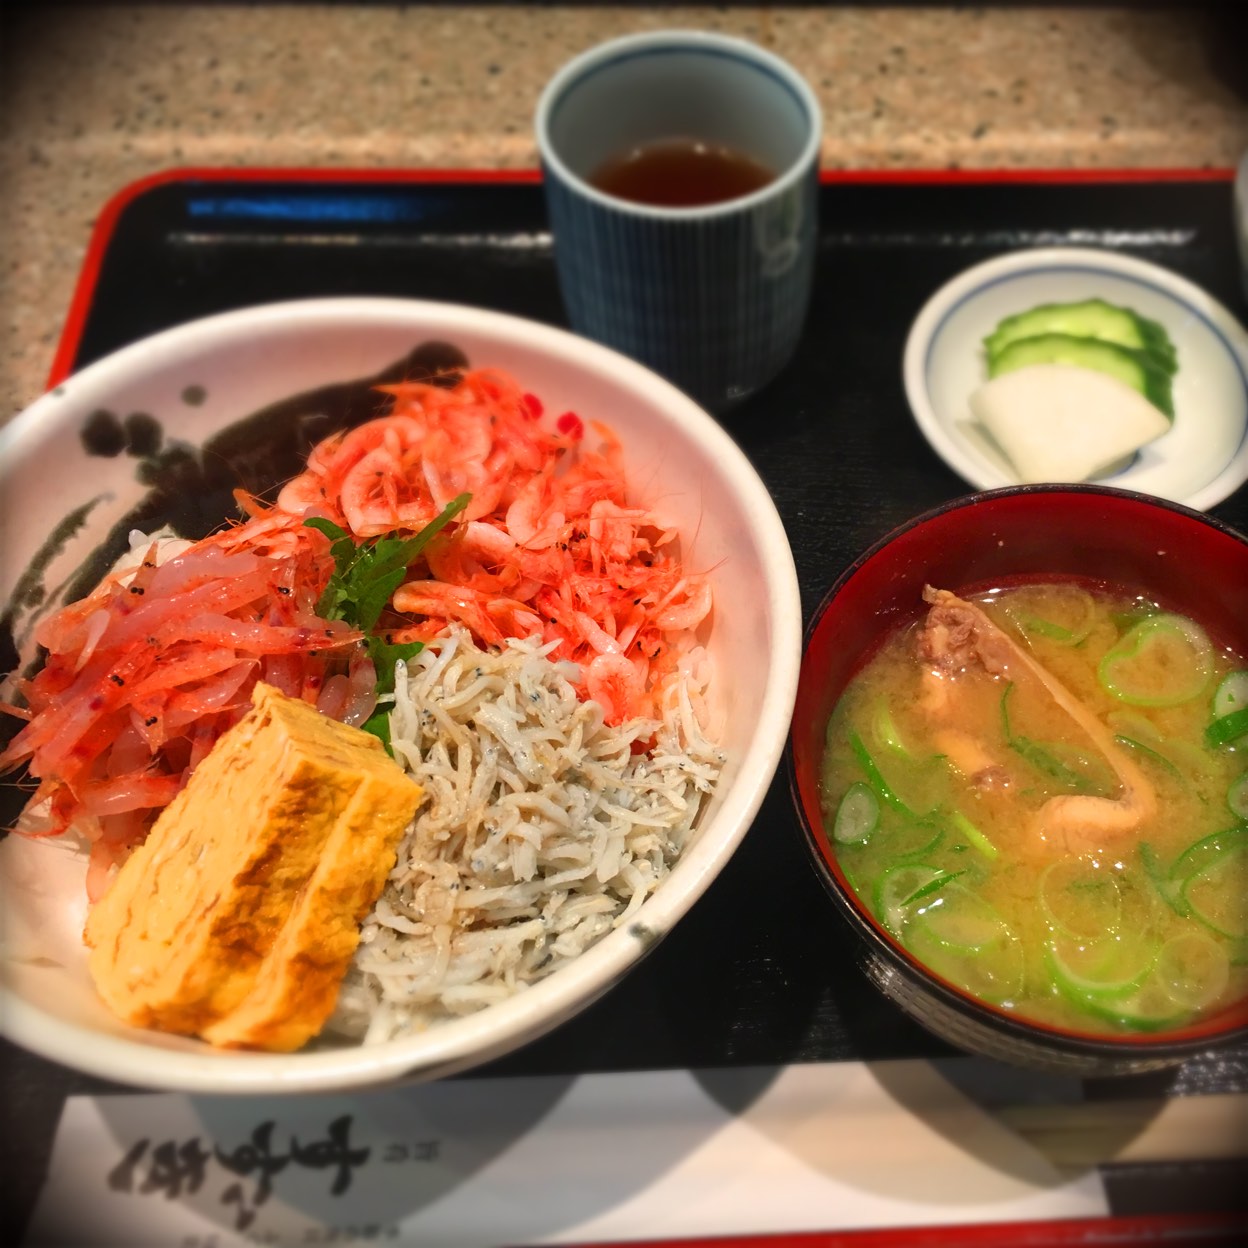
23 1058 1118 1247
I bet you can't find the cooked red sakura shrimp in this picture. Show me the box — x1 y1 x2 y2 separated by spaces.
502 427 626 546
423 520 519 589
268 368 713 723
391 580 544 648
651 578 715 632
275 369 573 536
584 651 646 724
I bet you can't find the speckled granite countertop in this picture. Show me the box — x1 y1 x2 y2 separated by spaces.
1 3 1245 421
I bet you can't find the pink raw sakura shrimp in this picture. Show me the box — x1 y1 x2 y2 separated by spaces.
0 509 361 899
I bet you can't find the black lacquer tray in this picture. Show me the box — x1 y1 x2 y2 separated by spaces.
6 168 1248 1238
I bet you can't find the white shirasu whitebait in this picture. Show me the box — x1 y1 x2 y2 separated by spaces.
329 626 723 1044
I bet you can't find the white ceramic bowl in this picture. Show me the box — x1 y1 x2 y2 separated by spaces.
0 298 802 1093
903 246 1248 510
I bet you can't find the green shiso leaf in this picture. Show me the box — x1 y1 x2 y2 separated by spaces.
304 492 471 747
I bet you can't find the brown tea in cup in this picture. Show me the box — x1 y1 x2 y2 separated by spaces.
590 138 775 208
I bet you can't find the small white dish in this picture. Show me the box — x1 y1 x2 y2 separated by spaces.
903 247 1248 510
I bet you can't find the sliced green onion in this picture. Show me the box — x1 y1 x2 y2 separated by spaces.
1113 733 1184 782
1106 709 1164 746
1008 586 1097 646
833 782 879 844
1043 742 1114 794
881 818 946 860
1011 735 1111 795
906 886 1024 1003
1206 708 1248 749
872 864 959 937
1229 773 1248 821
840 860 864 896
848 729 920 818
871 702 911 758
1040 858 1123 939
1019 617 1085 644
1058 979 1190 1033
1213 670 1248 719
1000 680 1020 742
1152 736 1219 780
1108 708 1215 784
1001 683 1111 794
1155 932 1231 1011
1147 826 1248 935
1044 936 1156 1001
1171 824 1248 883
1140 842 1188 917
948 809 997 860
913 884 1012 952
1097 613 1214 707
1109 602 1162 633
1181 838 1248 940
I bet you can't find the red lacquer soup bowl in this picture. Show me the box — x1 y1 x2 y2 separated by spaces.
789 484 1248 1076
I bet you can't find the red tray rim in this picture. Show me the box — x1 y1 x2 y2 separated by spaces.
48 163 1236 390
561 1209 1245 1248
38 163 1245 1246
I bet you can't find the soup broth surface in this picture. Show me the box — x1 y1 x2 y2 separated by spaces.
820 580 1248 1036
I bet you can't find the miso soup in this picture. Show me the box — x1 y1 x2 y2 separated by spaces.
820 579 1248 1036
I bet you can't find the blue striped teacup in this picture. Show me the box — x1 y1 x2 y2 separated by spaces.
535 30 822 412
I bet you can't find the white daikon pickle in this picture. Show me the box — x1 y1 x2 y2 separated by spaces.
969 362 1172 484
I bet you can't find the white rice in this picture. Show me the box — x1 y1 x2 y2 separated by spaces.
329 627 724 1043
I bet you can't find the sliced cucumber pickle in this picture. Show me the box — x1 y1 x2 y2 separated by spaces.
987 333 1174 418
984 298 1178 373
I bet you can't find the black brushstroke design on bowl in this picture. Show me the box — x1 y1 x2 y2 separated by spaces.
80 410 164 459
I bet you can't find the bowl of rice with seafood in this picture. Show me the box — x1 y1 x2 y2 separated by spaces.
0 297 801 1093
